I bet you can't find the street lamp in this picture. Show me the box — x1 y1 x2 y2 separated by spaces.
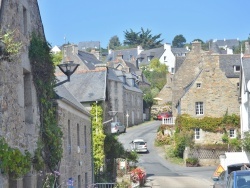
55 60 79 86
126 113 129 128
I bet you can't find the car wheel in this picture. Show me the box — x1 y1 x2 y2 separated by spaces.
117 130 120 134
124 128 126 133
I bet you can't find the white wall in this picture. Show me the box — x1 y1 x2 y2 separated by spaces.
159 43 176 74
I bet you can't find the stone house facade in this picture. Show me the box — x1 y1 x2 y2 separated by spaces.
60 44 144 127
54 85 92 188
0 1 94 187
170 41 241 144
0 0 43 187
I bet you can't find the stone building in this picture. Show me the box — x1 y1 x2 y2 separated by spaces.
54 85 92 188
170 41 241 144
0 1 93 187
0 0 44 187
60 44 144 127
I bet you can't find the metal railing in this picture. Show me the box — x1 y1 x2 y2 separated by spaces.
162 117 176 125
88 183 117 188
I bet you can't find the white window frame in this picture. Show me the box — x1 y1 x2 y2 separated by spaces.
234 65 240 72
229 129 236 138
194 128 200 140
195 102 204 115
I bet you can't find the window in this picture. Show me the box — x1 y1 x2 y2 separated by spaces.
147 56 153 61
234 65 240 72
24 71 33 123
164 56 167 61
229 129 236 138
23 6 27 35
68 120 71 154
84 125 87 153
85 173 88 188
114 82 118 93
194 128 200 140
171 67 175 74
195 102 204 115
77 124 80 147
196 83 201 88
78 175 81 188
237 82 240 90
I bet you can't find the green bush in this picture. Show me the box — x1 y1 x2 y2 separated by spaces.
173 131 194 158
186 157 199 165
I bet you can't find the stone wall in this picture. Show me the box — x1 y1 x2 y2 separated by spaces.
180 55 240 117
0 0 44 187
171 41 206 116
57 100 92 188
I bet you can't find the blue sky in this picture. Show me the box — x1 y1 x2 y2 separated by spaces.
38 0 250 48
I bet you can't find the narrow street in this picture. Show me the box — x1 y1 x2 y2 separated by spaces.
118 121 216 188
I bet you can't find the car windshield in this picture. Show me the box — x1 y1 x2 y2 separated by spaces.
135 142 145 145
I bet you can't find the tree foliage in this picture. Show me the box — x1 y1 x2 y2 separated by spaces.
142 59 167 91
172 34 186 48
108 35 121 50
123 28 163 49
51 51 62 66
90 102 106 175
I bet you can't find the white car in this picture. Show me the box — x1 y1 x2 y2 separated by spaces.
130 138 148 153
110 122 126 134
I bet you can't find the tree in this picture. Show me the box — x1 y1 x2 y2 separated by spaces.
172 34 186 48
141 58 168 119
108 35 121 50
90 102 106 176
51 51 62 66
124 28 163 49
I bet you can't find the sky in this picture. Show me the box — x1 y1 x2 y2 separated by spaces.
38 0 250 48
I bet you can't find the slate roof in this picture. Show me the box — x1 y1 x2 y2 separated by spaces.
219 54 241 78
108 68 123 82
77 50 103 70
138 46 165 66
242 57 250 85
54 85 90 115
106 48 138 62
171 47 189 56
78 41 100 51
213 39 240 48
56 70 106 102
210 42 222 54
175 56 186 73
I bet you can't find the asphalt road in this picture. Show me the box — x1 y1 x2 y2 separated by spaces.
118 120 217 188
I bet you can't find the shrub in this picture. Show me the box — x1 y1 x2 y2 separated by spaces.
173 131 194 158
186 157 199 166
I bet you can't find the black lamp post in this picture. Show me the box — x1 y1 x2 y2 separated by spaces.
55 60 79 86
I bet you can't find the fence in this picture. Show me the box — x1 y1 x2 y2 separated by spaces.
162 117 176 125
89 183 117 188
184 147 239 166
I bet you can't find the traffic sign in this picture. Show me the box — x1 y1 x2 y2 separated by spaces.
213 165 225 177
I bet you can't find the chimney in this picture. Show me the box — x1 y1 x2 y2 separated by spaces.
191 41 201 53
245 42 250 55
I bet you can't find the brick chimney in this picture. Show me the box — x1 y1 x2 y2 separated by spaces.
191 41 201 53
245 42 250 55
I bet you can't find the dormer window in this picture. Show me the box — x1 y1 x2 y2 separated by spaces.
147 56 153 62
234 65 240 72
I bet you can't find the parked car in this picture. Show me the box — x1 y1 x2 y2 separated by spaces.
130 138 148 153
227 170 250 188
157 112 172 120
213 163 250 188
111 122 126 134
